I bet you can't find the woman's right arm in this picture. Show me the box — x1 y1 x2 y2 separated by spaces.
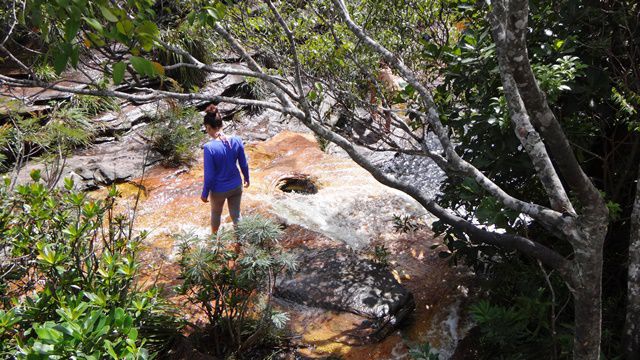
237 139 250 187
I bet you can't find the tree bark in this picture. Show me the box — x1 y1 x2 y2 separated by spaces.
625 167 640 359
572 242 604 359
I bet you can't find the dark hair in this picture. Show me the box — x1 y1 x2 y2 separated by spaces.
203 104 223 129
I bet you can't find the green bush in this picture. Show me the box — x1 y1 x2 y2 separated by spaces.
147 103 205 167
175 215 296 357
0 172 179 359
467 258 574 360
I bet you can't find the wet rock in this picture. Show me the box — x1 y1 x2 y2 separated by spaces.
18 131 162 191
275 247 415 343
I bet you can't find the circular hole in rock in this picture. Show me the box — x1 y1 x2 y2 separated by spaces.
277 175 318 195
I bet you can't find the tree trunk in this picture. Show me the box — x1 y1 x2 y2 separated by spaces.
573 245 604 360
625 167 640 359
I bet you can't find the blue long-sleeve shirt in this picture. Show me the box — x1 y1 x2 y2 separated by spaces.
201 136 249 198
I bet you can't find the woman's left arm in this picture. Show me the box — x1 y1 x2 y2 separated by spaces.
201 145 215 202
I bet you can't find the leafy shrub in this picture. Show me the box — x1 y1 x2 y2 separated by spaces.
466 258 574 360
367 243 390 267
158 25 217 90
70 94 120 116
34 63 59 82
0 172 179 359
236 77 269 115
0 108 96 187
175 215 296 357
147 103 205 167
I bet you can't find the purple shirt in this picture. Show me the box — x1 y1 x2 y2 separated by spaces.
201 136 249 198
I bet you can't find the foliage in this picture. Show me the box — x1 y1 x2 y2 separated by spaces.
235 77 269 115
70 94 120 116
4 0 638 357
146 103 205 167
392 214 424 234
408 340 440 360
422 2 637 357
0 172 179 359
18 0 164 82
466 257 574 360
175 215 296 357
157 23 217 90
371 244 390 267
33 63 59 82
0 106 96 187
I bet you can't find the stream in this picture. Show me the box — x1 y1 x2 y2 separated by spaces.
92 131 474 359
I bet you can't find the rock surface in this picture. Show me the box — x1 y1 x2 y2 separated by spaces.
276 247 415 343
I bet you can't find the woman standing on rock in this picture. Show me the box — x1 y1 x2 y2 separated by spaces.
200 104 250 234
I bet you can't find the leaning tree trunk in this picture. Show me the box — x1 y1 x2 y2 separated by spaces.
625 167 640 359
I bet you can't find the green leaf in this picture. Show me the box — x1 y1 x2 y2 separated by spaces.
70 46 80 68
53 51 69 75
128 327 138 341
35 326 63 341
114 307 125 326
64 19 80 42
136 21 159 51
104 340 119 360
99 5 119 22
129 56 154 77
116 19 134 36
30 169 42 182
112 61 126 85
83 17 104 33
86 32 106 47
64 177 74 190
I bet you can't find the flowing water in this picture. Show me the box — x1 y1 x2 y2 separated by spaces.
93 131 474 359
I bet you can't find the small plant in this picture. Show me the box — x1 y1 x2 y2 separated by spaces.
176 215 296 357
147 103 205 167
315 134 331 152
70 94 120 116
392 214 424 233
371 244 390 267
34 63 59 82
409 340 440 360
235 77 269 115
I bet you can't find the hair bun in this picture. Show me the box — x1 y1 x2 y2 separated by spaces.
205 104 218 114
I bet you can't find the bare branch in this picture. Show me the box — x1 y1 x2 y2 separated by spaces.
331 0 565 229
264 0 308 112
158 39 300 101
299 111 570 274
0 74 301 116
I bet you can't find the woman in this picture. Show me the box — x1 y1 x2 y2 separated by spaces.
200 104 250 234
